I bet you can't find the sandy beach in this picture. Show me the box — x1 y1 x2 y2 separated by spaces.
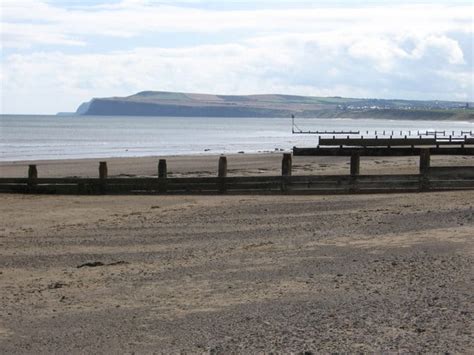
1 152 473 178
1 154 473 353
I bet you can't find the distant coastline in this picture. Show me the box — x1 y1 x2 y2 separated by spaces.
69 90 474 121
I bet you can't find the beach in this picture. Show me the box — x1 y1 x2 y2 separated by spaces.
0 153 473 352
1 152 473 178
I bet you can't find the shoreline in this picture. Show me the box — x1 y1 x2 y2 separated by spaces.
0 149 288 164
1 152 472 178
3 113 473 121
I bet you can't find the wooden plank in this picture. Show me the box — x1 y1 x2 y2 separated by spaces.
428 166 474 178
428 180 474 189
0 175 426 185
0 185 29 193
165 183 219 192
1 172 473 195
289 174 420 183
319 138 437 147
293 147 474 156
0 178 29 183
227 182 281 191
0 174 451 187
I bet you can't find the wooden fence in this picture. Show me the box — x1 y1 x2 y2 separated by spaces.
1 151 473 195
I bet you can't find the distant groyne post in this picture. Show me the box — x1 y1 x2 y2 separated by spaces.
218 156 227 193
99 161 108 194
28 164 38 192
158 159 168 193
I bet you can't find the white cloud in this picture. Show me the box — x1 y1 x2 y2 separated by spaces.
2 30 472 113
0 1 473 113
1 1 472 47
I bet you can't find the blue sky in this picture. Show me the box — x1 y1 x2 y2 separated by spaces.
1 0 473 114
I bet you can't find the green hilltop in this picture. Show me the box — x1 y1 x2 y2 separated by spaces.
75 91 474 121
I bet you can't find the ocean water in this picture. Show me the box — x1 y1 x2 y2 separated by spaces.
1 115 473 162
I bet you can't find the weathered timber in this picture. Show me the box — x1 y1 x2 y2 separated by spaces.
218 156 227 178
350 151 360 176
158 159 167 178
318 138 439 147
293 147 474 156
28 165 37 180
281 153 292 192
28 165 38 192
419 149 431 191
282 153 292 176
428 166 474 178
99 162 108 179
290 174 417 182
99 161 107 194
419 149 431 174
2 159 474 195
428 180 474 190
218 156 227 193
4 174 471 187
1 178 473 195
227 182 281 191
158 159 167 193
168 176 282 184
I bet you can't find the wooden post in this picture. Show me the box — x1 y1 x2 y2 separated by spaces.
28 164 37 180
349 151 360 193
28 164 38 192
350 151 360 176
281 153 292 192
218 156 227 178
419 149 430 191
99 161 108 179
281 153 292 176
158 159 167 193
218 156 227 193
419 149 430 174
158 159 167 178
99 161 107 194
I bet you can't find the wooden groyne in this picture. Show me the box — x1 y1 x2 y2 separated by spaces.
1 148 473 195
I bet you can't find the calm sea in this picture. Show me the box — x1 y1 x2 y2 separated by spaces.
1 115 473 162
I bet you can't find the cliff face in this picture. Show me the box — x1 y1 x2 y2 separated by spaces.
75 101 92 114
82 99 289 117
76 91 473 120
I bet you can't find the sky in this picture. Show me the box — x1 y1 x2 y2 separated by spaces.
0 0 473 114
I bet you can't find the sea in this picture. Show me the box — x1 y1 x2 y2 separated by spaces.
1 115 473 162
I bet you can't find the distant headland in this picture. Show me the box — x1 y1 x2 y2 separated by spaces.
67 91 474 120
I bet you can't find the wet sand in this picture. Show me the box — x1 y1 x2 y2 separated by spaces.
0 154 473 353
1 152 473 178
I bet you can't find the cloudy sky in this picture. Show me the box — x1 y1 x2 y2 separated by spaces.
1 0 473 114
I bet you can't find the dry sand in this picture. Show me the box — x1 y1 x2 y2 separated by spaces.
0 154 473 353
